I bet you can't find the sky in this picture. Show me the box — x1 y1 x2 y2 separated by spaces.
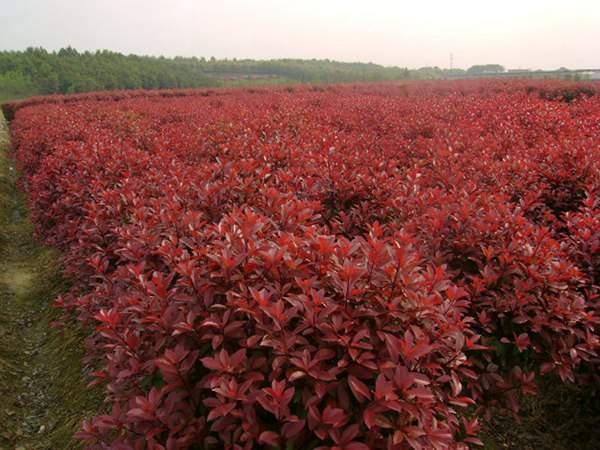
1 0 600 70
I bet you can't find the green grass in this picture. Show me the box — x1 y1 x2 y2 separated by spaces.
0 89 39 104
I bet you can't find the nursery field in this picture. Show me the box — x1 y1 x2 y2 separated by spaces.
3 80 600 449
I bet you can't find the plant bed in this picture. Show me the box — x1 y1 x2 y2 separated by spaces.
7 80 600 449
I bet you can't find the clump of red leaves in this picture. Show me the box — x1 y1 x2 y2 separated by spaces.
8 80 600 449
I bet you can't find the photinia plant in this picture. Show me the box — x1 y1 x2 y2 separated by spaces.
7 79 599 449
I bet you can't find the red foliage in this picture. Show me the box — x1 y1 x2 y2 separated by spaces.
8 80 600 449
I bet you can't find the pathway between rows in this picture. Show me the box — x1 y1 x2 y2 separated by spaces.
0 112 100 450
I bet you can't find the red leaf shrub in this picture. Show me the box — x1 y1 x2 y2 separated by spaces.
8 80 600 449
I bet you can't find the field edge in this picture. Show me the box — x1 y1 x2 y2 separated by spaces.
0 110 103 449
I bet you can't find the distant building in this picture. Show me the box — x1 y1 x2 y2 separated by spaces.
590 72 600 81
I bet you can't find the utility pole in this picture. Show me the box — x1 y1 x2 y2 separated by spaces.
450 53 454 71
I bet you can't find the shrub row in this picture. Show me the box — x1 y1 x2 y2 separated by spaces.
9 80 600 449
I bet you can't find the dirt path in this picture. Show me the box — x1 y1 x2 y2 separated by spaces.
0 113 100 449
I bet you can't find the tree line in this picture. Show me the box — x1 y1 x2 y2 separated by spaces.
1 47 478 101
6 47 561 102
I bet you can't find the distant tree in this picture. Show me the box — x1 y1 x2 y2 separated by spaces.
467 64 505 75
412 67 444 79
441 68 467 79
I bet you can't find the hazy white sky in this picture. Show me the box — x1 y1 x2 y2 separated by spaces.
1 0 599 69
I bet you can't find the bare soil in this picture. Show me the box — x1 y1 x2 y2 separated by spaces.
482 379 600 450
